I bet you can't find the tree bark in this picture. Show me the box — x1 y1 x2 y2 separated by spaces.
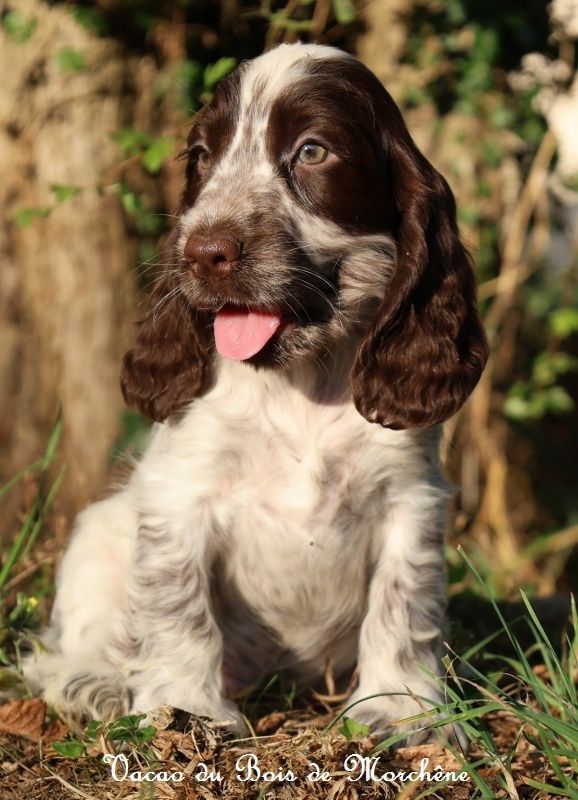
0 0 162 535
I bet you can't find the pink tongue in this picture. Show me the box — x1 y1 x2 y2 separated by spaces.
214 306 283 360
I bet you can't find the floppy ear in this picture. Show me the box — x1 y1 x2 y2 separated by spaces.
120 231 212 423
351 132 489 430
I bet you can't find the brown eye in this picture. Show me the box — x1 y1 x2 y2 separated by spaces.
297 142 328 165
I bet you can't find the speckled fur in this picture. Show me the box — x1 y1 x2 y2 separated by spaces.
24 44 478 744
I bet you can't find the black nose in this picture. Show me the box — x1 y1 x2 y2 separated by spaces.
184 234 242 281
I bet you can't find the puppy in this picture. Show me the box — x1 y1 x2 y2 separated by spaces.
25 43 488 744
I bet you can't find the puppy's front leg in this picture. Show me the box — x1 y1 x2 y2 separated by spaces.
349 482 459 745
118 514 244 732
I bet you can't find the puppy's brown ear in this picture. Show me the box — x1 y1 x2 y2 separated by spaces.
351 133 488 429
121 232 212 423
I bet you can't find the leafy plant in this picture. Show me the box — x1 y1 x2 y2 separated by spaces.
112 129 175 174
56 48 87 73
504 346 578 421
2 11 37 43
339 716 370 741
113 183 163 234
332 0 357 25
49 184 81 204
13 186 81 228
12 207 52 227
70 6 108 36
203 57 237 94
141 136 175 174
52 714 156 760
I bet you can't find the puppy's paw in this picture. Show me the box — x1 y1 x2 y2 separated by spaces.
131 688 248 736
25 653 130 730
346 687 467 749
197 698 249 736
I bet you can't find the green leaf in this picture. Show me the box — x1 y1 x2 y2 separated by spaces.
0 666 28 689
112 128 152 158
542 385 574 415
114 185 161 235
550 308 578 339
106 713 156 745
331 0 357 25
51 739 86 759
56 48 87 73
2 11 37 43
85 720 101 741
42 417 62 470
117 186 143 217
12 207 52 227
489 106 514 129
523 777 574 796
203 58 237 93
49 184 81 204
71 7 108 36
533 352 578 386
267 14 314 32
142 137 175 174
339 716 370 741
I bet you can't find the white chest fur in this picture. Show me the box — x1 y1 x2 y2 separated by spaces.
131 359 443 670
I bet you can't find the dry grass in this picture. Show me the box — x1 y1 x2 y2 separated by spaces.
0 706 542 800
0 655 575 800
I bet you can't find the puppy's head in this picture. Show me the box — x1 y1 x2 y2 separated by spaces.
122 43 488 428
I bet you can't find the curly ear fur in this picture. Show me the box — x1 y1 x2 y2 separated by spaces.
121 235 212 423
351 119 489 430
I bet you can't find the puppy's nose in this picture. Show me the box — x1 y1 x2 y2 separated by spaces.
184 234 242 281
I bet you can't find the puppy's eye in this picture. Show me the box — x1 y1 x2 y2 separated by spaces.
297 142 328 165
190 146 210 173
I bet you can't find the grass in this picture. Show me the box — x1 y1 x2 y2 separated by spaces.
0 438 577 798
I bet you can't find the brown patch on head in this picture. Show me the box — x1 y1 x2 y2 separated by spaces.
267 58 397 235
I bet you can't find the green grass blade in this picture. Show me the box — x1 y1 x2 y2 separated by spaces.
0 419 62 592
21 467 64 561
458 548 552 712
0 460 43 501
0 498 40 592
41 417 62 469
520 590 573 699
523 776 578 798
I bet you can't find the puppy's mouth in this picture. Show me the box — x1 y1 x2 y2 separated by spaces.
213 304 285 361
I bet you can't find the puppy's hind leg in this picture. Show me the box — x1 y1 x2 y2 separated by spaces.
23 491 137 725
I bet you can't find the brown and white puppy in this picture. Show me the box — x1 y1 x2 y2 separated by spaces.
25 43 488 744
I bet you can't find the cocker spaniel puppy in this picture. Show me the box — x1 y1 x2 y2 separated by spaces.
25 43 488 743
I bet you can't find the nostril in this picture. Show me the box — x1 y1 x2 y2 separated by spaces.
184 234 242 280
218 237 242 264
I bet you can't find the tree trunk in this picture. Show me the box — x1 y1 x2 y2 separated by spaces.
0 0 162 535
